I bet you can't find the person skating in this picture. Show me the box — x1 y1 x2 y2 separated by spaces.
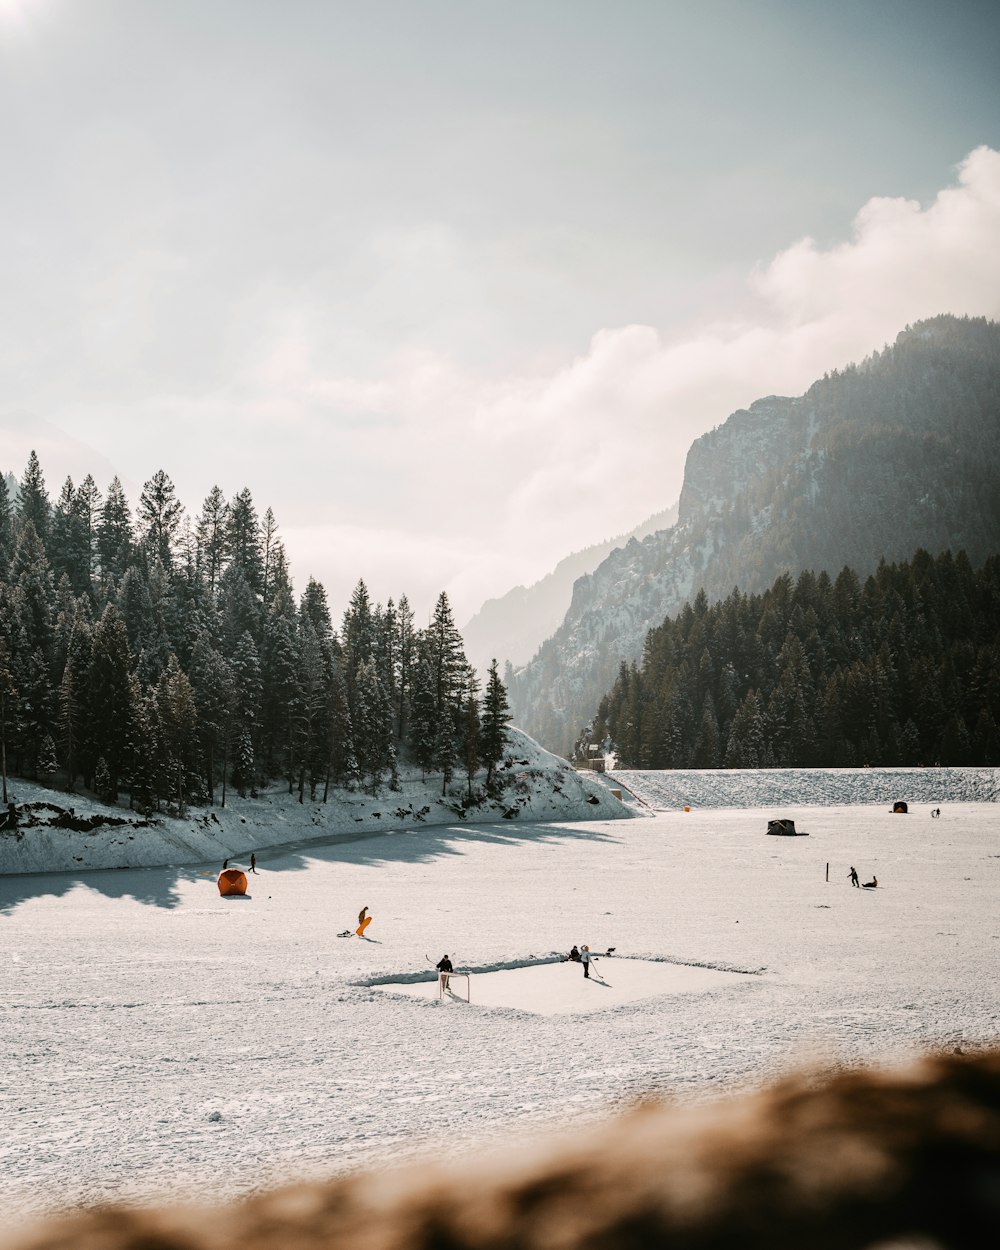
436 954 453 992
848 866 859 887
581 945 591 978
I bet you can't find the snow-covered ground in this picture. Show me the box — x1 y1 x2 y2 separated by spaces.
1 772 997 1230
0 730 628 876
610 766 1000 808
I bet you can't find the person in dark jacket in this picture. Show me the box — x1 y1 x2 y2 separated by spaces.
250 853 257 873
563 945 581 963
848 867 859 887
436 954 454 991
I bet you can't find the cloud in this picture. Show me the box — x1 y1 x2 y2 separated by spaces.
5 148 999 623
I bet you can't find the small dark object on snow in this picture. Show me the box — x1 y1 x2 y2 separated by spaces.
767 818 805 836
892 801 909 814
586 795 601 805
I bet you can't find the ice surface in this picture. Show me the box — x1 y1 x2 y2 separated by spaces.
376 957 751 1015
1 790 997 1226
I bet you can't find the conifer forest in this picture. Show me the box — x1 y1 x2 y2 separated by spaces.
0 454 511 812
591 552 1000 769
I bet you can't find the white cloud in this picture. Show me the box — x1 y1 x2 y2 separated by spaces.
5 148 1000 623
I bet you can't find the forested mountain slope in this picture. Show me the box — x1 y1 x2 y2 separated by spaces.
597 551 1000 770
508 315 1000 754
461 503 677 676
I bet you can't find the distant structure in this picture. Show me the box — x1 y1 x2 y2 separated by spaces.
576 745 606 773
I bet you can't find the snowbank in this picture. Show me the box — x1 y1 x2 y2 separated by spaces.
0 730 630 875
610 766 1000 810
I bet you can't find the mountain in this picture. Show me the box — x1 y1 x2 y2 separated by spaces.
460 503 677 675
508 315 1000 754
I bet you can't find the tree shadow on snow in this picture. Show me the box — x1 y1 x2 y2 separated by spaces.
0 820 620 915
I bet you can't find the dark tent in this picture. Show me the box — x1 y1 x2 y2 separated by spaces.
892 801 909 814
767 818 805 836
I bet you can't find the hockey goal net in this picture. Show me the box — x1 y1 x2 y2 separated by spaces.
439 971 470 1002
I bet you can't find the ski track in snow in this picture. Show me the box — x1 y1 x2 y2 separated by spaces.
1 783 998 1225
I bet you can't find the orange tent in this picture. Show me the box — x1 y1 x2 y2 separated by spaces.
218 868 248 896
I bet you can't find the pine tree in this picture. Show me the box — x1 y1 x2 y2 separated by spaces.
461 684 481 798
97 477 134 588
228 488 264 593
480 659 512 788
59 620 91 792
190 633 235 805
408 655 437 779
229 629 262 794
87 604 133 801
18 451 50 544
138 470 184 568
196 486 230 591
0 637 16 803
0 474 13 578
156 655 199 815
261 606 302 789
94 755 112 803
39 733 58 778
395 593 415 741
325 668 357 794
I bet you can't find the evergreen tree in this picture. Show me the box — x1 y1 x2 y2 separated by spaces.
325 668 357 794
137 470 184 568
228 488 264 593
87 605 133 800
229 630 262 794
408 655 437 779
156 655 199 815
97 477 134 588
58 619 91 792
0 637 16 802
190 633 235 805
0 473 13 577
480 659 512 788
261 605 302 789
196 486 230 591
461 683 481 798
18 450 50 543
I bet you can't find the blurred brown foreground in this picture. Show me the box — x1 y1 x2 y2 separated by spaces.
5 1049 999 1250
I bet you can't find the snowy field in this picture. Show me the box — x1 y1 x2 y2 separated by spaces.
1 779 998 1229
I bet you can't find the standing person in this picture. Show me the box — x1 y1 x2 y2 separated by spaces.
581 945 591 978
436 954 453 992
249 853 257 874
848 866 859 887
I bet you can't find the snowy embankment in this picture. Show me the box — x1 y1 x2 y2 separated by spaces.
0 730 630 876
610 766 1000 810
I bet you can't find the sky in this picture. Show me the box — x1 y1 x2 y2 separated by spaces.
1 0 999 624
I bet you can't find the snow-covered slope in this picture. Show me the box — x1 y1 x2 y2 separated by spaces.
0 729 630 875
610 767 1000 809
509 316 1000 753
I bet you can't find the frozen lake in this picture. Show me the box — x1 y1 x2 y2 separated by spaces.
2 797 998 1225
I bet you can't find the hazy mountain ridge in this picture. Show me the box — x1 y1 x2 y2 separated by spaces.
461 503 677 675
509 315 1000 753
